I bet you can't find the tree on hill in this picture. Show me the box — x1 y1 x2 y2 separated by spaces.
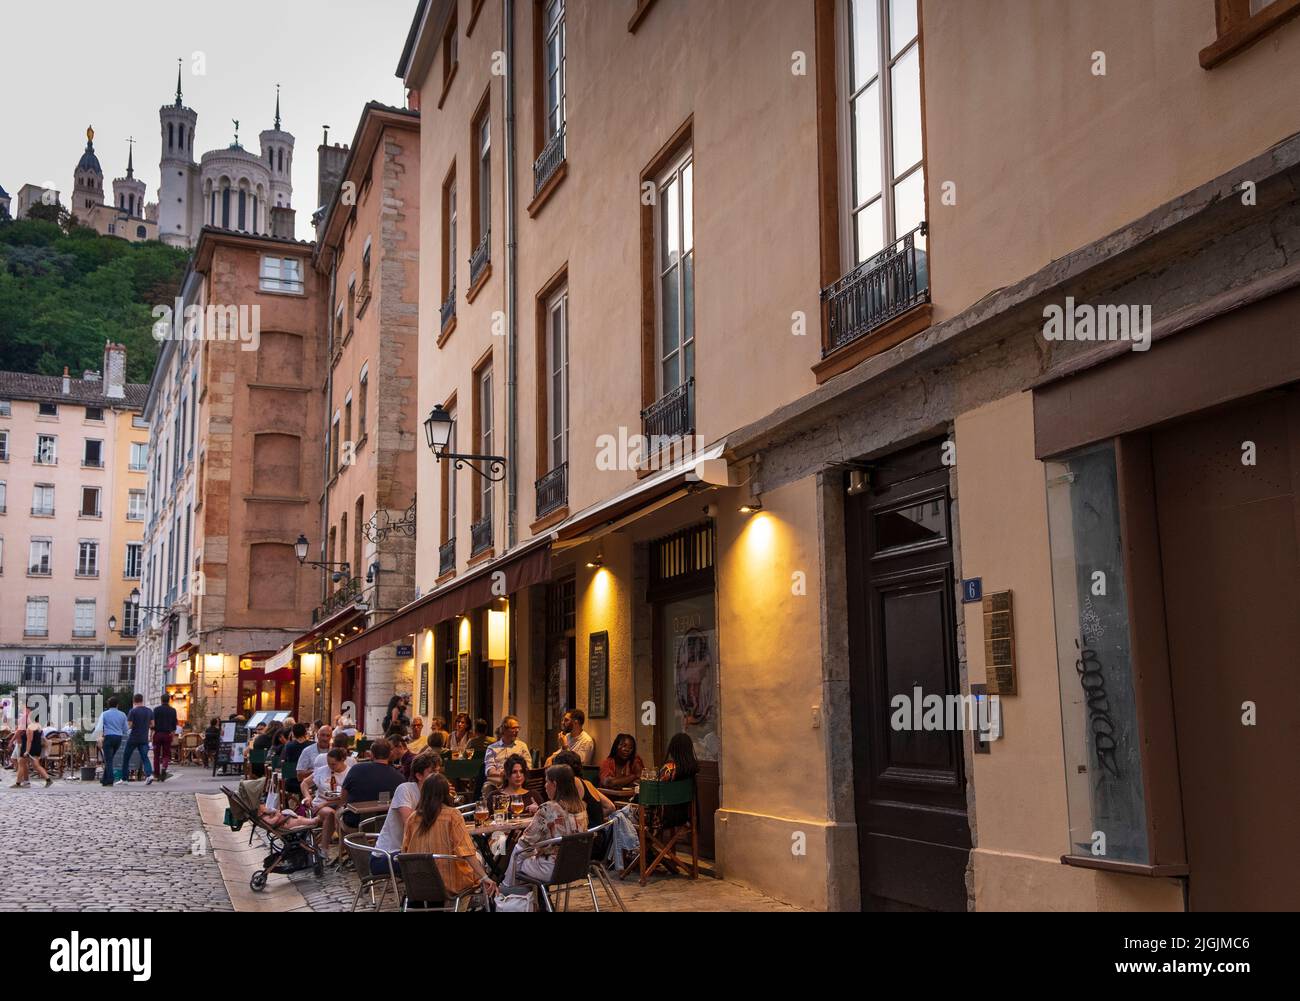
0 218 188 382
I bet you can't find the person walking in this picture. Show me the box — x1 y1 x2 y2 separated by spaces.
151 694 179 781
12 716 52 788
119 694 155 786
95 697 129 787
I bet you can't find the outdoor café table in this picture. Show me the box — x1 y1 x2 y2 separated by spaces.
600 787 636 802
465 817 530 881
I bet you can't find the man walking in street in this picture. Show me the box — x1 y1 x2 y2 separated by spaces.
95 697 129 787
119 694 155 786
151 694 179 781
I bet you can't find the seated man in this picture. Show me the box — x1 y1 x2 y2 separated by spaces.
337 738 404 833
481 716 530 798
545 708 595 767
308 748 353 857
389 733 414 781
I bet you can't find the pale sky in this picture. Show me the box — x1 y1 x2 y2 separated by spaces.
0 0 419 241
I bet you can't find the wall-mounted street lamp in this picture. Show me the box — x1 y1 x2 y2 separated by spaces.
120 586 172 629
423 404 507 483
295 534 351 580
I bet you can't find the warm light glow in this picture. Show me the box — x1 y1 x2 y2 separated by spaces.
458 616 471 655
487 608 508 662
744 510 776 550
204 653 223 672
300 652 322 676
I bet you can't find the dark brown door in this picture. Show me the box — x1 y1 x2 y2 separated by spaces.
845 439 970 911
1151 387 1300 911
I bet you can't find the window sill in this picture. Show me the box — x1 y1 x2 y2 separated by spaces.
529 505 569 534
1060 855 1188 878
78 514 103 520
437 62 460 110
256 287 308 298
357 290 372 320
355 432 368 454
812 302 933 385
527 160 568 218
466 547 495 569
437 314 457 347
244 494 311 504
465 262 493 304
1200 0 1300 68
435 568 457 586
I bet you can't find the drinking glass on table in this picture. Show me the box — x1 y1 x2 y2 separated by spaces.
378 790 390 807
510 794 524 819
474 800 490 826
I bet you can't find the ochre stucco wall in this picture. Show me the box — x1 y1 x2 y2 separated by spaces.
955 391 1181 911
923 0 1300 324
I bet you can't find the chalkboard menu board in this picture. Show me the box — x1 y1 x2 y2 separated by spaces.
216 721 248 773
456 652 470 715
419 663 429 717
588 631 609 719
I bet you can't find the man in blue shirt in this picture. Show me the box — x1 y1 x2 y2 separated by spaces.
95 697 129 787
119 694 155 785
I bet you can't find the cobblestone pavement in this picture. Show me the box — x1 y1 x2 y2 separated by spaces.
0 770 234 912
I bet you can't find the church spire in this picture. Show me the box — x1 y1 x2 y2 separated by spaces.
274 84 281 130
126 138 135 179
175 58 183 108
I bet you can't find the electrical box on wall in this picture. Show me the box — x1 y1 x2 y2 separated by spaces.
982 590 1017 695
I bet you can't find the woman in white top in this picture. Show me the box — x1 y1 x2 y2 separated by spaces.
447 713 474 756
372 752 440 877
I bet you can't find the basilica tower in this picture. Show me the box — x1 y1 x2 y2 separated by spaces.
159 61 200 247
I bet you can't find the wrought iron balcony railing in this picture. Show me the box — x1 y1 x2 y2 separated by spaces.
821 223 929 356
470 516 493 557
533 126 566 197
439 539 456 577
535 461 568 518
311 576 364 625
641 378 694 444
440 283 456 331
469 231 491 287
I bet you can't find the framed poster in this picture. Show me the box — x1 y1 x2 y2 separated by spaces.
418 662 429 717
588 631 609 719
456 652 470 715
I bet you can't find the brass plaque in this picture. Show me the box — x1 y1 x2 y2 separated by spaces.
982 590 1017 695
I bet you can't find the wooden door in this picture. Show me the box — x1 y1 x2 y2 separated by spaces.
845 439 970 911
1151 387 1300 910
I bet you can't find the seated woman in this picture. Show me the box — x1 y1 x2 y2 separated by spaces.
598 733 645 789
502 764 588 886
554 750 616 831
497 754 542 814
401 773 497 903
447 713 473 757
656 733 700 839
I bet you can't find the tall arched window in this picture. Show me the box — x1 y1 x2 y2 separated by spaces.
169 123 175 149
221 188 230 228
251 195 259 233
278 148 284 173
238 190 247 231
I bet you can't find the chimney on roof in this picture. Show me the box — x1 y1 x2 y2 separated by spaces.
83 370 100 381
316 140 350 239
103 342 126 399
62 367 70 395
270 205 297 240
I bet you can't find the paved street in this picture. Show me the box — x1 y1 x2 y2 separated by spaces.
0 769 233 912
0 765 799 912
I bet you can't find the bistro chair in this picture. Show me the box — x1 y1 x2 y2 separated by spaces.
393 852 480 912
44 736 69 778
179 733 202 766
583 816 628 912
627 778 699 886
514 831 602 912
343 833 400 911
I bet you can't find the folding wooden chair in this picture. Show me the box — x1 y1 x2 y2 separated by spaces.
626 778 698 886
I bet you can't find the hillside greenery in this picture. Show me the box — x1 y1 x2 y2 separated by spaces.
0 216 189 384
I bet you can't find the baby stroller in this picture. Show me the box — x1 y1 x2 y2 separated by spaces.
221 783 326 891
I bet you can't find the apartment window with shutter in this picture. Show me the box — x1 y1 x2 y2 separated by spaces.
28 539 52 576
77 541 99 577
80 486 101 518
35 434 56 464
0 430 8 461
24 600 48 638
125 542 143 578
38 402 58 418
73 598 96 637
259 255 305 294
358 367 369 438
32 484 55 517
128 489 146 521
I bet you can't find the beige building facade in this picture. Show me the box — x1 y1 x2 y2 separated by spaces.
325 0 1300 911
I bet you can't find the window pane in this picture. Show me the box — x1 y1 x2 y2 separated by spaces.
661 265 680 359
662 354 680 394
893 166 925 237
891 44 923 176
852 84 882 205
849 0 879 89
682 252 694 351
890 0 918 57
854 199 884 264
661 177 679 267
682 161 693 253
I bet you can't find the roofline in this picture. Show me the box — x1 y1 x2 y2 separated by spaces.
314 103 420 259
396 0 431 79
192 226 315 272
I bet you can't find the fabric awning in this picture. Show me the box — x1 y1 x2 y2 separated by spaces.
262 643 295 675
331 537 551 664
